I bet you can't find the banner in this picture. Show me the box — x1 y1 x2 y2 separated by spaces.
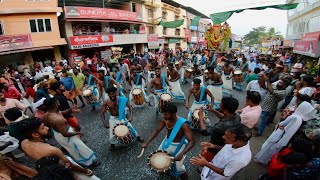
185 29 191 42
169 38 179 44
293 40 320 58
159 19 184 28
148 34 159 49
0 34 32 52
69 35 113 49
210 3 299 24
65 6 143 22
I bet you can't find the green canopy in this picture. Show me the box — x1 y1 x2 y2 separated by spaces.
190 16 201 26
159 19 185 28
210 3 299 24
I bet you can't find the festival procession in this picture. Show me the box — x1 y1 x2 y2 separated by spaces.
0 0 320 179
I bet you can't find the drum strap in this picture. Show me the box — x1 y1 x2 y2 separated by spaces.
162 117 188 150
200 56 206 65
193 57 197 64
105 76 110 89
135 73 141 86
185 58 189 67
118 96 137 141
171 56 175 63
161 75 166 89
87 75 92 88
209 54 217 66
199 86 206 102
116 72 122 83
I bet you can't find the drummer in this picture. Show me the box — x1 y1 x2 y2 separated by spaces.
179 56 190 84
147 59 159 83
205 66 223 109
129 69 150 106
192 64 204 86
167 63 185 101
142 103 195 179
185 79 215 128
112 66 125 96
150 67 172 112
97 70 119 102
221 61 234 95
101 86 144 149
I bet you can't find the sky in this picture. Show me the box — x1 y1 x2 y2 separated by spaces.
176 0 290 36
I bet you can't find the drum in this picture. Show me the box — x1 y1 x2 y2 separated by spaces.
185 68 193 78
132 88 144 105
158 93 172 113
82 86 99 105
174 62 180 70
204 69 209 78
191 109 206 129
148 150 174 174
113 123 133 144
233 70 244 83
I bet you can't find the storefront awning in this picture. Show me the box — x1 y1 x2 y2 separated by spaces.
0 46 53 56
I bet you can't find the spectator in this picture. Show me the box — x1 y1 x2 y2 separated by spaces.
246 73 268 100
246 68 260 83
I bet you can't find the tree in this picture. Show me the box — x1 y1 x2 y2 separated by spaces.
243 26 267 46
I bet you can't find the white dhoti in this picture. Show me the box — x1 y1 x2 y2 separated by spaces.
53 128 97 166
200 64 206 70
158 138 187 176
180 67 186 80
109 116 138 145
21 98 31 108
207 84 223 109
129 84 149 106
66 156 100 180
222 74 233 96
188 101 211 128
192 75 204 86
148 71 155 83
169 80 185 100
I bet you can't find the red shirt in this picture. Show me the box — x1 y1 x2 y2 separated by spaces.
2 86 21 100
124 59 131 68
267 147 292 177
25 87 35 99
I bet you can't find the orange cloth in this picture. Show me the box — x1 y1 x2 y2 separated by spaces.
66 116 79 128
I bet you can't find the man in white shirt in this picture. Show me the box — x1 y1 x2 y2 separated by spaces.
246 73 268 100
43 63 53 74
191 124 252 180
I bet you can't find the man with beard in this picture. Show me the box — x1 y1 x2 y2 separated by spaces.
150 67 172 112
97 70 119 102
19 118 99 179
142 103 195 179
51 81 81 132
205 66 223 109
42 98 100 167
67 68 86 108
128 69 150 106
0 92 26 126
167 63 185 100
186 79 214 129
101 86 143 148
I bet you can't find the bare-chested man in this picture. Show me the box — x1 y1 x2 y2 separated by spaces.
142 103 195 179
186 78 215 128
128 69 150 106
222 61 234 92
167 63 185 100
42 98 99 167
147 59 159 83
101 86 143 148
97 70 119 102
205 66 223 109
150 67 171 111
192 64 204 86
20 118 100 179
180 56 190 84
130 61 143 74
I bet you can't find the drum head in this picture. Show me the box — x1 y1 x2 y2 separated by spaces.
204 70 208 73
193 109 204 118
186 69 193 72
114 124 129 137
149 152 172 170
133 88 142 95
160 93 172 101
234 70 242 75
83 89 92 96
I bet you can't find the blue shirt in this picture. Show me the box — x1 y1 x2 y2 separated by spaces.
60 76 75 91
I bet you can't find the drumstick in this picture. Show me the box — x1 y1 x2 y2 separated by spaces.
137 148 145 158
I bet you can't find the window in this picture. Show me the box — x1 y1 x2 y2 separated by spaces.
162 12 167 20
131 2 136 12
175 29 180 36
308 16 320 33
147 9 153 18
0 22 3 35
29 19 52 33
174 15 179 21
163 27 167 35
147 26 154 34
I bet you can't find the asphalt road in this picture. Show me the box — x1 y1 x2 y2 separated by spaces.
21 69 276 180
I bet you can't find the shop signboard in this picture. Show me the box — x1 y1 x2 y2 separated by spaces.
191 37 198 43
147 34 159 49
69 35 114 49
158 39 165 44
65 6 143 22
0 34 32 52
185 29 191 42
293 40 320 58
169 38 179 44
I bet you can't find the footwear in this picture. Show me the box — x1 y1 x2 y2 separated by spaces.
87 161 101 167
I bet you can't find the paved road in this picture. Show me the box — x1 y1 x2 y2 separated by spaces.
23 69 275 179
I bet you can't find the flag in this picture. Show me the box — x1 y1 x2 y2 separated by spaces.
159 19 185 28
190 16 201 26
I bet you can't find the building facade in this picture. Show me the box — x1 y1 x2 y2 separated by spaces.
59 0 148 61
0 0 66 66
286 0 320 58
